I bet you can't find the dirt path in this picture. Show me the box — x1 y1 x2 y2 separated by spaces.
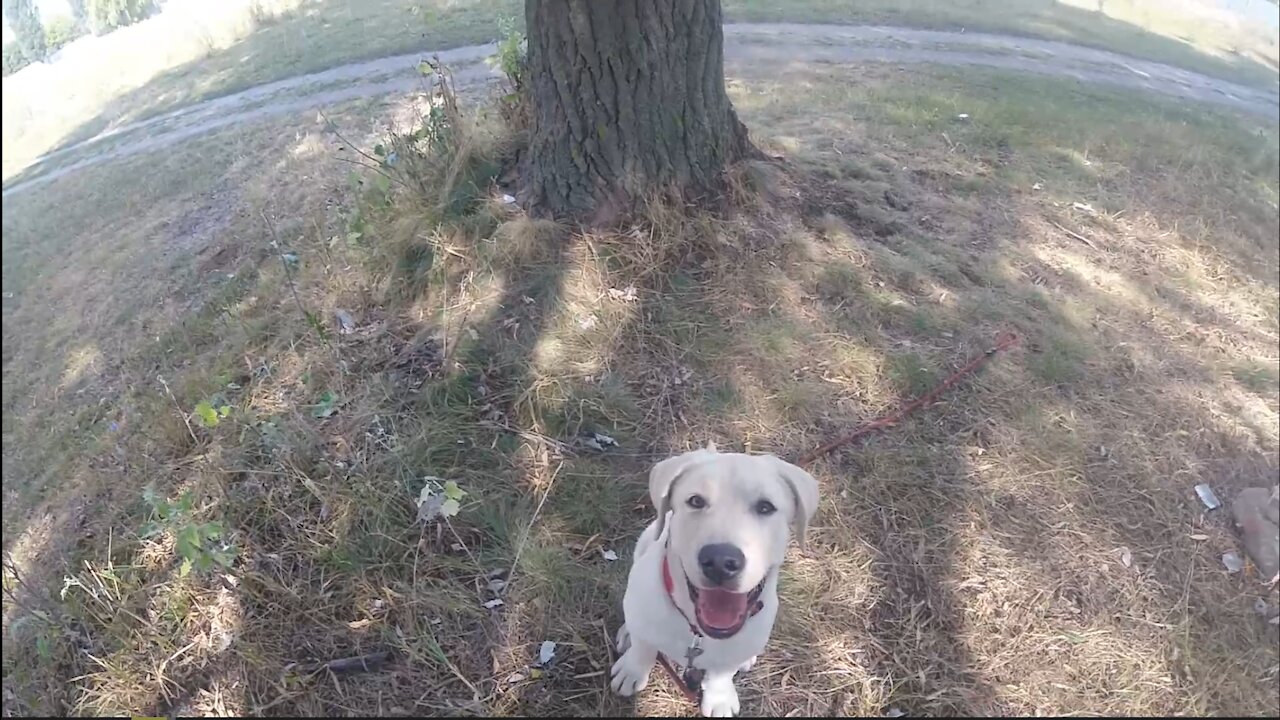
4 23 1276 198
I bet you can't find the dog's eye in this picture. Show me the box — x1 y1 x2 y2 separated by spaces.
755 500 777 515
686 494 707 509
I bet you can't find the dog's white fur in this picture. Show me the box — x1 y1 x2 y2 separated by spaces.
610 445 819 716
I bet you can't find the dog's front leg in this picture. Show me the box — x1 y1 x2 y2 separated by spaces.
609 627 657 696
699 670 740 717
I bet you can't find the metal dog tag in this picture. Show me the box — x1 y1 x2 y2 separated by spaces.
684 637 703 667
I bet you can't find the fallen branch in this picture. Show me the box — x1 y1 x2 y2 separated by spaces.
1050 219 1098 249
796 331 1020 466
308 651 392 676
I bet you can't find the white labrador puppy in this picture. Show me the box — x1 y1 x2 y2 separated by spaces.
610 444 819 717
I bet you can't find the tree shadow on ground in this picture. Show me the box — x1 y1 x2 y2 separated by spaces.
4 38 1279 720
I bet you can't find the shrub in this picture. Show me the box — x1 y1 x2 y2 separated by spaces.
2 41 32 76
2 0 46 62
44 14 85 54
86 0 156 35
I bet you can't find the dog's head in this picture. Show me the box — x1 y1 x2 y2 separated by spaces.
649 444 819 638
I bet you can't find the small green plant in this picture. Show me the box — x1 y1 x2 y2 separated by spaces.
491 16 526 90
489 16 528 130
310 390 340 419
416 477 467 523
140 486 236 577
192 398 232 428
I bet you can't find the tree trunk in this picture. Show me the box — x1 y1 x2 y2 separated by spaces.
521 0 754 222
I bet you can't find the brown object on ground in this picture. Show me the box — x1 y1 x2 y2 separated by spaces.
521 0 755 222
796 331 1020 466
307 651 392 675
1232 487 1280 581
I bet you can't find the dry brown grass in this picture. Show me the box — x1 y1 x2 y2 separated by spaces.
3 62 1278 718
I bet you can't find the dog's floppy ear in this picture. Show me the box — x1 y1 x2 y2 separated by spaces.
768 456 819 549
650 447 716 536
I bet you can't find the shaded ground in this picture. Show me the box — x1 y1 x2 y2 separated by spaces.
5 22 1278 198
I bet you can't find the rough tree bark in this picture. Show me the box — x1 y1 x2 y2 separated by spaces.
521 0 755 222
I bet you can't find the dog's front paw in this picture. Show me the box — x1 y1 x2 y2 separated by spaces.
609 649 653 696
700 681 740 717
737 655 757 673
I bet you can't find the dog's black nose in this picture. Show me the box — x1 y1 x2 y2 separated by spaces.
698 543 746 586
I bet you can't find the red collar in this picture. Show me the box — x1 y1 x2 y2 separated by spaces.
662 553 679 595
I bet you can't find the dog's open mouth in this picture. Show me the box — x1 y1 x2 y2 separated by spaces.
686 576 766 639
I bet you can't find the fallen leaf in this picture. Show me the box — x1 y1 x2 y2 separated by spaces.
1222 552 1245 574
213 630 234 652
538 640 556 666
483 598 504 609
348 619 372 630
335 309 356 334
607 285 638 302
417 477 465 523
1117 546 1133 568
506 672 526 684
601 549 618 562
415 495 442 523
1188 534 1209 541
1194 483 1222 510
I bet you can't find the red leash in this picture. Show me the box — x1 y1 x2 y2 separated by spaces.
657 650 700 704
795 330 1019 466
648 330 1019 704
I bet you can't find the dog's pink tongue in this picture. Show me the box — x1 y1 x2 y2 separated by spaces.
696 587 749 629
